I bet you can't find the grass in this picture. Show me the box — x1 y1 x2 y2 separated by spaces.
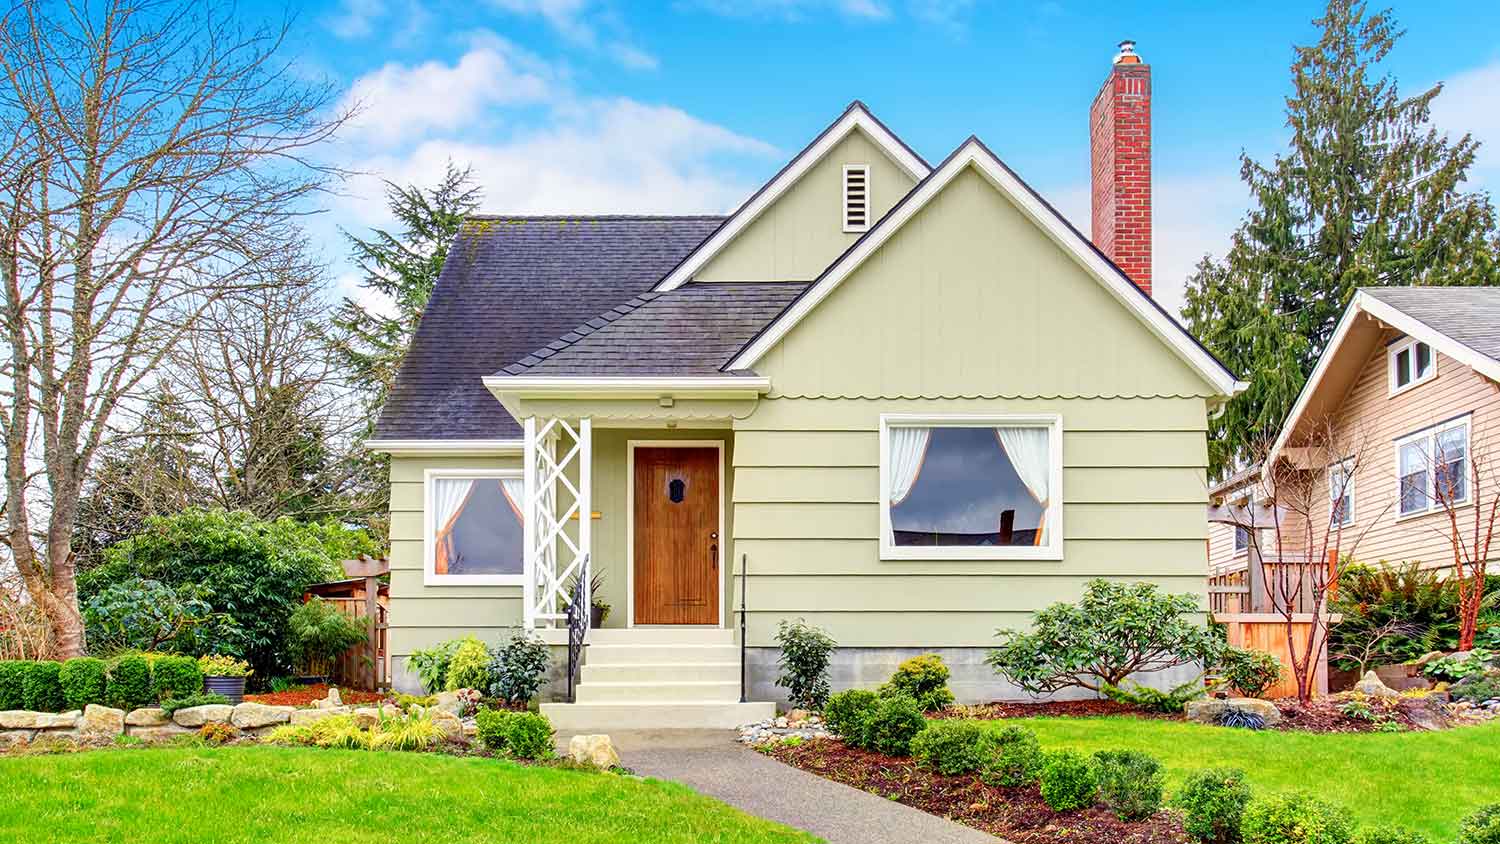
0 745 821 844
964 716 1500 839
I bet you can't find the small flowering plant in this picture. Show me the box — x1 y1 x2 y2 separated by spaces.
457 687 482 716
198 654 253 678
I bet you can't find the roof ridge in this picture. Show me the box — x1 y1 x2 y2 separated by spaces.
499 290 664 376
464 214 729 222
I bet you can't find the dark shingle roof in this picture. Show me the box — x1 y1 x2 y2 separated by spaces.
373 215 724 441
1360 286 1500 364
498 282 810 377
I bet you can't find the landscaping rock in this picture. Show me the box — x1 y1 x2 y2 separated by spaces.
1185 697 1283 726
568 734 621 769
431 711 464 741
0 730 33 749
80 705 125 738
36 711 82 729
129 724 192 743
172 704 233 727
1406 701 1450 732
432 691 465 717
126 708 168 727
787 709 810 725
1413 651 1447 668
289 707 347 726
314 687 344 709
737 716 834 745
352 707 380 729
231 702 293 729
0 711 39 730
1354 670 1401 699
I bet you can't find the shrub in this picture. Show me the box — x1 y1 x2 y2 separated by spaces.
197 654 252 677
1215 706 1268 730
1452 671 1500 705
487 631 550 706
82 577 216 656
158 692 230 716
22 661 65 712
475 707 515 751
0 661 25 709
1354 828 1430 844
1092 749 1165 822
879 653 955 712
1174 767 1253 844
59 658 108 710
1424 650 1493 683
865 694 927 756
1101 678 1206 714
407 639 462 693
910 720 986 775
368 711 445 751
1329 562 1459 673
773 619 837 710
199 722 238 744
503 712 555 760
1459 804 1500 844
287 597 367 671
988 580 1226 695
105 654 152 710
1240 792 1354 844
1039 749 1098 812
150 655 203 701
823 688 880 746
444 636 494 692
1221 648 1283 698
266 714 370 749
978 725 1045 787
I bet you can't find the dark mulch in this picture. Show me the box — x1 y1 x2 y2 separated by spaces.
766 738 1187 844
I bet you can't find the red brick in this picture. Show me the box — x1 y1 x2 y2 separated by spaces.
1088 58 1151 297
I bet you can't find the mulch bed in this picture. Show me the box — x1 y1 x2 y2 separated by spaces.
243 684 386 707
936 696 1440 734
765 738 1187 844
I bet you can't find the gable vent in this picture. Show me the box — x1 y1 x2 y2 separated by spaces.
842 164 870 232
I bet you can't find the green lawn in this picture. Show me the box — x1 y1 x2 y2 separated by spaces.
0 745 821 844
971 716 1500 840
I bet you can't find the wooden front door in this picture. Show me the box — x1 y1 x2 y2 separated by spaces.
633 446 720 625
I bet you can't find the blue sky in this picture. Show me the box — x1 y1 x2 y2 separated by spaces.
281 0 1500 315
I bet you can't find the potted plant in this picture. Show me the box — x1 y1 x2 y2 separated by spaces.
562 572 611 628
288 597 368 684
198 654 252 704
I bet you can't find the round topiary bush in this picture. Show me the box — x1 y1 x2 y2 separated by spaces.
1354 826 1431 844
1092 748 1165 822
1241 792 1354 844
910 719 986 775
1173 767 1253 844
58 657 108 711
824 688 880 746
1039 749 1098 813
1459 804 1500 844
978 725 1045 788
105 654 152 710
503 712 555 761
878 653 955 712
865 694 927 756
150 654 204 702
21 661 65 712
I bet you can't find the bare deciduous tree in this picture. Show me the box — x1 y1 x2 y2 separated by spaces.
1424 437 1498 651
0 0 347 656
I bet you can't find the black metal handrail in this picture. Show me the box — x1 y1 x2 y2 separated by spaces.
738 552 748 703
564 555 590 703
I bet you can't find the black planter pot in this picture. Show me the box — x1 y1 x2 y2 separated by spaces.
205 675 247 705
590 605 605 629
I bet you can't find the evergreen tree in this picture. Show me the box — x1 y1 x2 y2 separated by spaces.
1183 0 1500 476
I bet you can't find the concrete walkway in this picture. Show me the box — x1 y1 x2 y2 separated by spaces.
594 730 1000 844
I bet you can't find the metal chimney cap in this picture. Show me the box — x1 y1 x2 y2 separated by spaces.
1114 40 1141 64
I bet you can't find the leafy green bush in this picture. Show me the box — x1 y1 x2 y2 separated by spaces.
865 694 927 756
474 707 515 751
159 692 230 716
197 654 252 677
408 638 461 693
774 619 837 710
988 580 1225 695
1240 792 1354 844
1092 749 1165 822
0 661 25 709
1329 562 1459 673
106 655 153 710
1424 650 1493 683
1101 678 1206 713
444 636 494 691
1354 827 1430 844
22 661 65 712
368 711 445 751
487 631 550 706
1454 671 1500 704
910 719 986 775
823 688 880 746
1173 767 1253 844
877 653 954 713
287 598 367 670
150 655 203 701
82 577 216 656
59 658 108 710
1039 749 1097 812
503 712 555 760
1459 804 1500 844
978 725 1044 787
1221 647 1283 698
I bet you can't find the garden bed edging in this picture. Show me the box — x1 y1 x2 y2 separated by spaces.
0 701 305 749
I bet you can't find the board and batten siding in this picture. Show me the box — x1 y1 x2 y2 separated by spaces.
732 163 1220 649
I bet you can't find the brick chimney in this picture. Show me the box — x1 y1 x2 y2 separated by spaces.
1089 40 1152 296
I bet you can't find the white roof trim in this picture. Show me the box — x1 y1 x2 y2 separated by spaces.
482 375 771 399
725 137 1246 397
654 103 929 292
1264 289 1500 474
365 439 524 456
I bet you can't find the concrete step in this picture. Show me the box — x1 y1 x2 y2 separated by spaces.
582 661 741 685
574 680 741 704
584 643 740 666
587 627 734 645
540 700 775 732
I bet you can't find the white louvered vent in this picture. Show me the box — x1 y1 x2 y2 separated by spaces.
842 164 870 232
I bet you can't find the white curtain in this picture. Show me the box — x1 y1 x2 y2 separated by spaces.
499 477 526 522
888 426 932 507
432 478 475 573
996 426 1051 507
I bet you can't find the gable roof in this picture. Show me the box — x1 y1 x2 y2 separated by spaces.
1265 286 1500 471
723 136 1246 398
494 282 810 378
370 215 723 443
653 101 931 292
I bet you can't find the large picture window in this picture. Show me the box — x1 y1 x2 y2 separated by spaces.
879 414 1063 560
425 469 525 585
1396 418 1469 519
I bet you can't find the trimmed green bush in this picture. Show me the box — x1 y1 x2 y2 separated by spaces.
978 725 1044 788
105 654 152 710
773 619 836 710
1459 804 1500 844
1241 792 1354 844
21 661 65 712
910 719 986 775
1092 749 1165 822
150 655 203 701
504 712 555 761
823 688 879 746
1354 828 1430 844
864 694 927 756
444 636 494 692
878 653 955 712
0 661 28 709
1039 750 1097 813
1173 767 1253 844
474 707 513 751
1221 647 1283 699
59 658 108 710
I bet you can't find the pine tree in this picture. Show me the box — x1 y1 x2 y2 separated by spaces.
1183 0 1500 477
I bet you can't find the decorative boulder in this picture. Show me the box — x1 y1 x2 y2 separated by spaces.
129 725 192 743
1354 670 1401 699
351 707 380 729
568 734 621 769
314 687 343 710
0 711 40 730
0 731 31 750
432 691 466 717
1185 697 1283 726
126 708 169 727
36 711 82 729
431 710 464 741
172 704 234 727
80 704 125 738
230 702 294 729
289 707 348 726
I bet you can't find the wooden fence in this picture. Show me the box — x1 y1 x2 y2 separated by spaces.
303 557 391 691
1208 550 1340 699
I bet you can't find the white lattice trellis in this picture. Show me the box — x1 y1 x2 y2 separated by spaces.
523 416 591 627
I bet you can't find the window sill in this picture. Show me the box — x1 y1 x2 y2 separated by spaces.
880 545 1063 562
422 573 526 587
1388 375 1435 399
1394 500 1470 523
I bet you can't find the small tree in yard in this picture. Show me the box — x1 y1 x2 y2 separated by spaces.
1428 440 1498 651
986 580 1225 696
774 619 836 710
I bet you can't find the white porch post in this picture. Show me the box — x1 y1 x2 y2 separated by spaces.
523 415 592 628
522 416 538 628
578 417 592 614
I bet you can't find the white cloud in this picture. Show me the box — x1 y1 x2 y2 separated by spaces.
486 0 658 69
685 0 892 21
324 0 386 39
1429 58 1500 192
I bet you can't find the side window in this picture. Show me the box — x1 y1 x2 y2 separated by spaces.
427 471 524 584
1389 337 1435 395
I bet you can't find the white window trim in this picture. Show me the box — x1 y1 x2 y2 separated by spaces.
423 468 526 586
1328 460 1355 528
842 163 871 233
1387 336 1436 397
1393 417 1471 521
878 413 1063 561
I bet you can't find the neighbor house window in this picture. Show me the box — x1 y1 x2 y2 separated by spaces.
1328 461 1354 527
1233 524 1250 553
1396 418 1469 518
1388 337 1435 395
879 414 1063 560
425 469 525 585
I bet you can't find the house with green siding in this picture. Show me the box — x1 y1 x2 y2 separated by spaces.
368 43 1245 730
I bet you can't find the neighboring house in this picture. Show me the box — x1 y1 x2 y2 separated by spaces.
1207 287 1500 585
368 43 1244 729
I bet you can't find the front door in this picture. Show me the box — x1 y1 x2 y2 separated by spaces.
633 446 719 625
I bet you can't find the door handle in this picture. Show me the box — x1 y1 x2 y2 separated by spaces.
710 531 719 571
